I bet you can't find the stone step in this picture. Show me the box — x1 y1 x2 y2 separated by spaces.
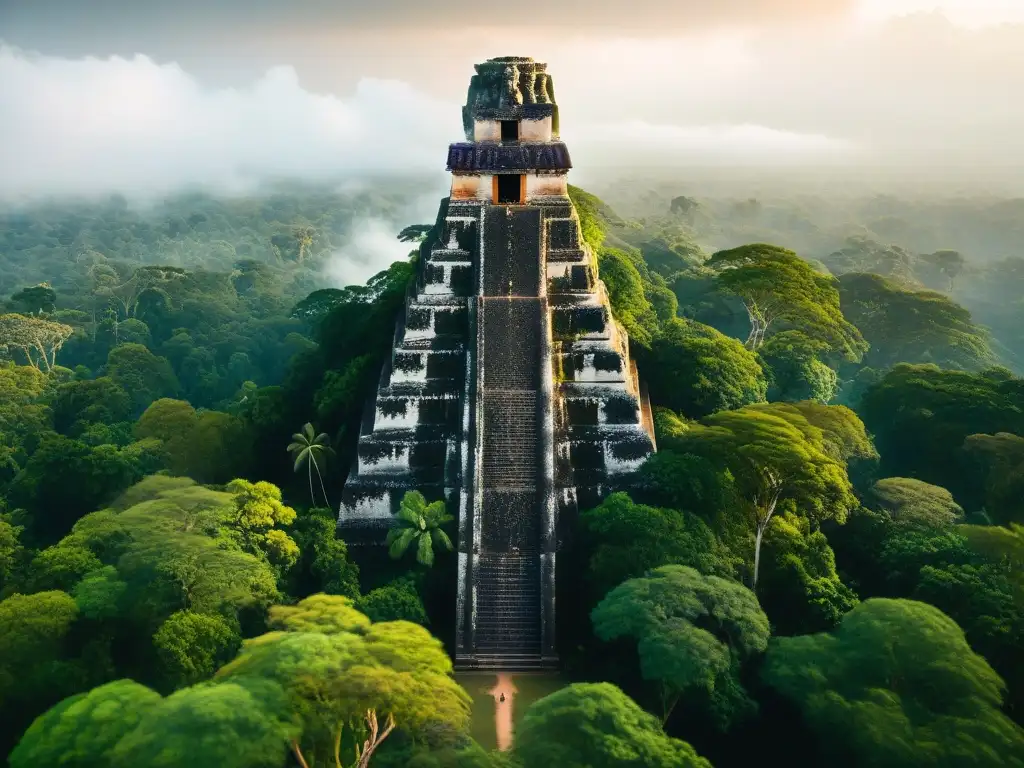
474 552 542 658
456 654 558 672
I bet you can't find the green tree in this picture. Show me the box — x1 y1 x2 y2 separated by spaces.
50 376 132 435
964 432 1024 525
64 476 280 632
217 594 471 768
757 512 858 635
71 565 127 620
838 273 994 371
859 365 1024 507
635 437 743 534
288 422 333 507
110 680 298 768
9 434 139 545
766 401 877 466
386 491 453 567
224 479 299 569
0 313 75 372
514 682 711 768
759 330 838 403
173 410 252 484
105 343 180 415
645 317 767 418
763 599 1024 767
356 579 429 625
9 283 57 315
706 244 865 362
134 397 197 443
597 247 660 348
869 477 965 528
579 492 730 602
287 508 361 599
154 610 242 689
663 405 857 587
27 544 102 591
0 590 85 756
0 362 51 471
9 679 162 768
592 565 769 723
0 517 26 592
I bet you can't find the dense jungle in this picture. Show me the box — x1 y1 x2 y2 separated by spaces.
1 178 1023 767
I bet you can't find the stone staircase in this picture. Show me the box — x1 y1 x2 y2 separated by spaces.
482 390 538 487
470 272 548 665
473 553 542 662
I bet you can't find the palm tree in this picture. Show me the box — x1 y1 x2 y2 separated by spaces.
386 491 454 567
287 423 333 507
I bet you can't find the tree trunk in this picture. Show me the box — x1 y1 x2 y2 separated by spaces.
752 523 765 589
33 340 52 373
311 454 330 508
743 304 761 349
356 710 395 768
661 684 681 725
290 740 310 768
751 488 781 589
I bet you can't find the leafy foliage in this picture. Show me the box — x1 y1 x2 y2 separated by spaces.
515 682 711 768
645 318 767 418
385 491 454 568
838 272 994 371
593 565 769 723
763 599 1024 767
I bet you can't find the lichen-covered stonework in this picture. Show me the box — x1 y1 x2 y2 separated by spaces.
338 57 654 671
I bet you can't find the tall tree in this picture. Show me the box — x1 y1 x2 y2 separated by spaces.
217 594 471 768
706 244 865 362
224 479 299 569
9 283 57 315
0 313 74 372
287 422 333 507
105 343 180 415
592 565 770 723
661 405 857 587
110 680 298 768
153 610 242 689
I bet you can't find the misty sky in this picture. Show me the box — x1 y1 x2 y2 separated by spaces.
1 0 1023 200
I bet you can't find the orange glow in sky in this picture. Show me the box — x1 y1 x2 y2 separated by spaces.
857 0 1024 26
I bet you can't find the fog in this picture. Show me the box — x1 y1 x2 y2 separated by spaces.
1 1 1023 201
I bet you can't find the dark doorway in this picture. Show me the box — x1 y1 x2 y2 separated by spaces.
500 120 519 142
497 174 522 204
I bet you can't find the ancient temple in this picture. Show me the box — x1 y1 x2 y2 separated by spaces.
338 57 655 669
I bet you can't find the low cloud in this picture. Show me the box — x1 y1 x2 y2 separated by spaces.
576 121 857 166
324 189 445 288
324 218 416 288
0 47 459 201
0 46 863 202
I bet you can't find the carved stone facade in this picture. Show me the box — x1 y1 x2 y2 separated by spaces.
338 57 655 670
